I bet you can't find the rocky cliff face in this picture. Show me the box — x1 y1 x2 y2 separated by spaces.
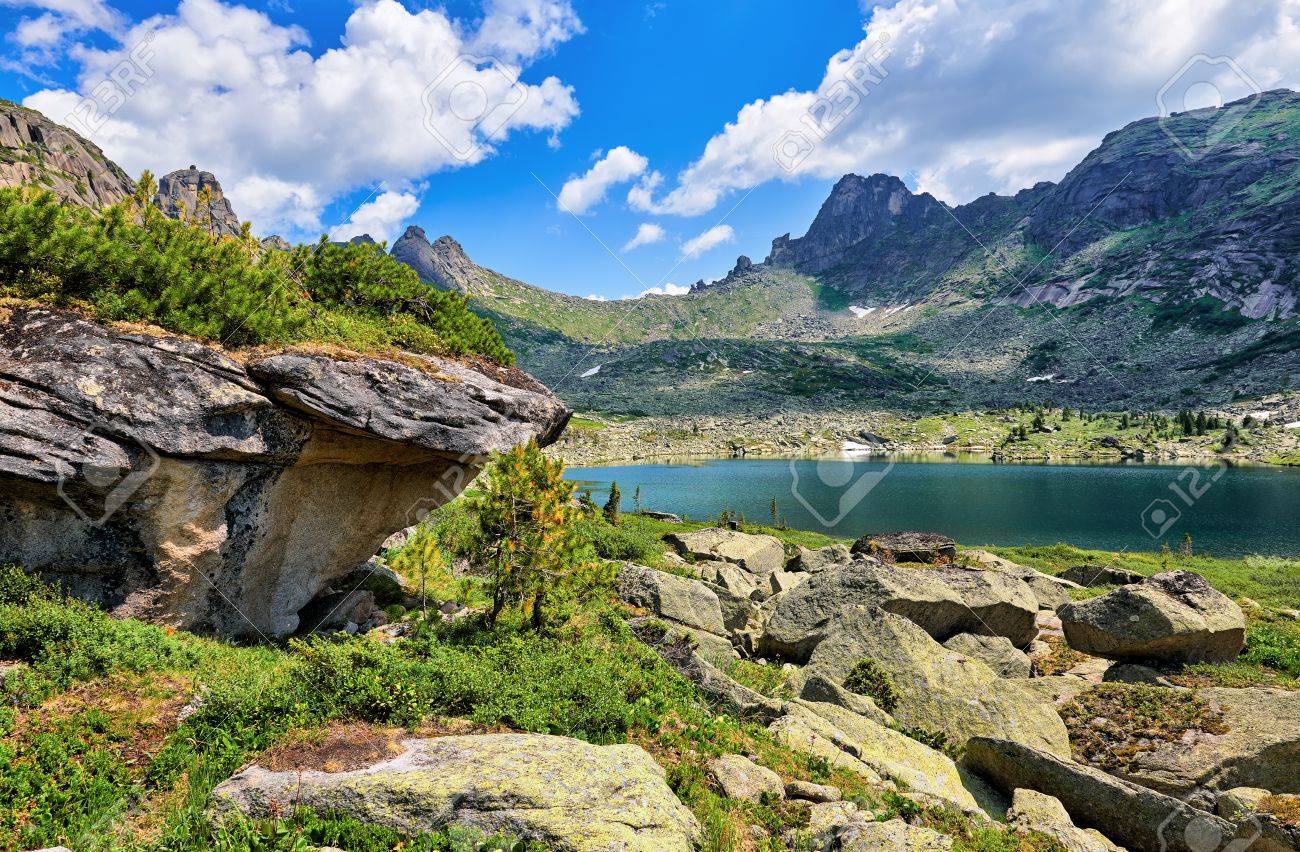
0 307 569 638
154 166 242 237
0 99 135 207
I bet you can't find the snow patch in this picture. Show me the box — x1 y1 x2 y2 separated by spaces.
1026 373 1056 383
848 305 876 318
579 365 602 378
1284 421 1300 430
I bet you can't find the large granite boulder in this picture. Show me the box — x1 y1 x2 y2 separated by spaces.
707 754 783 803
618 564 726 636
942 633 1032 678
1059 571 1245 663
0 100 135 207
802 606 1071 756
0 308 568 638
965 737 1236 852
772 700 1000 816
962 549 1078 611
850 530 956 563
761 559 1038 657
211 734 700 851
664 527 785 574
1057 565 1145 587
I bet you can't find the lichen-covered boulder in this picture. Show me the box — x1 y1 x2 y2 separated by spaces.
803 606 1071 756
962 549 1077 611
1007 788 1122 851
707 754 783 803
1057 565 1144 587
761 560 1038 659
211 734 700 851
618 564 727 636
664 527 785 574
1059 571 1245 663
942 633 1032 678
0 309 568 638
837 818 954 850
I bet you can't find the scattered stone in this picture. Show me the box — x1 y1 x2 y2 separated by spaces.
1101 662 1179 687
767 569 806 595
211 734 700 851
297 590 380 634
790 543 853 573
1007 788 1122 851
836 818 954 850
965 736 1235 852
850 531 957 563
336 557 409 604
639 510 682 523
1059 571 1246 663
785 780 841 803
943 633 1032 678
1057 566 1145 587
707 754 783 803
1217 786 1272 819
802 606 1071 756
805 800 861 838
664 528 785 574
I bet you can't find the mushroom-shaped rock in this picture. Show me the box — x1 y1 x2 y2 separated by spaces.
0 308 568 638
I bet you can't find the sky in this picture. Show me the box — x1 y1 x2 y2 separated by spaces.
2 1 1299 300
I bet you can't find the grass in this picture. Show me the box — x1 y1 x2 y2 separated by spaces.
841 659 900 711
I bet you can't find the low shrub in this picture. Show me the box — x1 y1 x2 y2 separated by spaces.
841 658 899 711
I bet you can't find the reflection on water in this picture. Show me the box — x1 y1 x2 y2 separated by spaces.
565 454 1300 556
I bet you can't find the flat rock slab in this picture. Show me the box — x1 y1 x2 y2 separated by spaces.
618 564 727 636
212 734 700 851
851 531 956 563
707 754 783 803
1059 571 1245 663
664 528 785 574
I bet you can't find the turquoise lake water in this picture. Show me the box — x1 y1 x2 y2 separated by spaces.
566 455 1300 556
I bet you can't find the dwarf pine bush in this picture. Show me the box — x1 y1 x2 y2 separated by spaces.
0 177 512 363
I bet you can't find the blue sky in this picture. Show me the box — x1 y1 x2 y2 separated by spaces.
2 1 1298 299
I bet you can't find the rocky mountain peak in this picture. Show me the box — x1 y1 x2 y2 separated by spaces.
154 166 241 237
391 226 482 293
767 172 941 274
0 99 135 207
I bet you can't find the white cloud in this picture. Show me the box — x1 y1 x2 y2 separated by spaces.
621 221 665 252
556 145 648 214
1 0 123 32
3 0 125 61
471 0 585 64
22 0 581 236
628 0 1300 214
680 224 734 259
328 190 420 244
631 281 689 298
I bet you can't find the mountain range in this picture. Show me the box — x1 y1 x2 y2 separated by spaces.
5 90 1300 417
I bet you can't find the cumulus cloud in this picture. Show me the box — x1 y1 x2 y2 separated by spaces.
632 281 689 298
680 224 734 259
23 0 582 236
621 221 665 252
329 190 421 244
627 0 1300 214
3 0 125 61
557 146 648 214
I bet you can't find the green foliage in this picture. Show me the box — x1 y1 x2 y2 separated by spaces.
602 481 622 526
470 441 608 628
0 182 511 363
723 660 791 699
1242 621 1300 677
841 658 899 711
0 566 203 705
